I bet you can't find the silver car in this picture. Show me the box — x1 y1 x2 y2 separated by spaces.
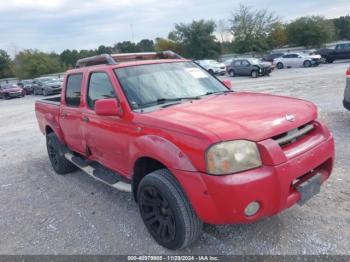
343 66 350 110
273 53 318 69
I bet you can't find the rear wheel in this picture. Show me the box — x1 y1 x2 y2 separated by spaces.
138 169 202 250
277 62 284 69
46 133 77 175
4 93 10 100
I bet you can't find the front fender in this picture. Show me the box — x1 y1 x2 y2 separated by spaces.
129 135 197 173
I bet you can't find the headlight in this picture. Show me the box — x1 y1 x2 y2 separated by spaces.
206 140 262 175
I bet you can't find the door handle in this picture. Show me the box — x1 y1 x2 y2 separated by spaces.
82 116 89 123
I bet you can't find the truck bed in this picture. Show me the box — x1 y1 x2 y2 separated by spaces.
35 95 61 136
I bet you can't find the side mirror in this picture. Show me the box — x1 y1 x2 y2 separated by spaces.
222 79 232 89
95 98 121 116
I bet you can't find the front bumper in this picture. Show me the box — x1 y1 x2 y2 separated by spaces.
8 92 23 98
213 68 226 75
174 128 334 224
46 88 62 95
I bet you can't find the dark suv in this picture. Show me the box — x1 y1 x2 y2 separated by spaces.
227 58 273 78
318 42 350 63
262 53 284 62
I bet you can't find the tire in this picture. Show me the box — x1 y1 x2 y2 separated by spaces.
303 60 312 68
33 89 37 96
43 89 48 96
229 70 235 77
137 169 202 250
4 94 10 100
276 62 284 69
46 133 77 175
208 69 214 75
251 70 258 78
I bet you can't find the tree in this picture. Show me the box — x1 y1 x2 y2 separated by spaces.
14 50 64 79
334 15 350 40
136 39 155 52
169 19 220 59
114 41 138 53
267 22 288 48
0 49 13 78
286 16 336 47
229 5 279 53
60 49 79 68
154 38 183 54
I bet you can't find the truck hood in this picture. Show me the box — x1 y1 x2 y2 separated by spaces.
146 92 317 142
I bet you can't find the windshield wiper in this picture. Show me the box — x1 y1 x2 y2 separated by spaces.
139 96 201 108
203 90 234 96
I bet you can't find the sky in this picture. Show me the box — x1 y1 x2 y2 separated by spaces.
0 0 349 55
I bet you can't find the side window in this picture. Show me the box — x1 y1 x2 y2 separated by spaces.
233 60 241 66
282 54 290 58
87 72 116 109
241 60 250 66
65 74 83 107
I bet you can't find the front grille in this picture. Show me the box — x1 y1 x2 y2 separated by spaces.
273 123 314 147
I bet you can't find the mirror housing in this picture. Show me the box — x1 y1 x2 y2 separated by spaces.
222 79 232 89
95 99 121 116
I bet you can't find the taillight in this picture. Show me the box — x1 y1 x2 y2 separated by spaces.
346 67 350 77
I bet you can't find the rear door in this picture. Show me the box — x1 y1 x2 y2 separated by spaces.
240 60 251 75
232 60 243 75
59 73 85 154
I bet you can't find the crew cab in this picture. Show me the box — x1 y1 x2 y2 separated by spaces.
35 51 334 250
317 42 350 63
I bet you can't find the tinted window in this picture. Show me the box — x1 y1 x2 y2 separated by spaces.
65 74 83 107
291 54 298 58
241 60 250 66
87 72 116 109
233 60 241 66
282 54 291 58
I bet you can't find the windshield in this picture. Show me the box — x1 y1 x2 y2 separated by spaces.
248 58 261 64
114 62 227 110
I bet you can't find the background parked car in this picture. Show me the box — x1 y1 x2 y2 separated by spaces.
317 42 350 63
194 59 226 75
273 53 318 69
227 58 273 78
262 52 284 62
33 77 62 96
18 79 34 95
343 66 350 111
0 84 25 99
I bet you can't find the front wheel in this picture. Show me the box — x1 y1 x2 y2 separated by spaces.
303 60 312 68
251 70 258 78
276 62 284 69
138 169 202 250
229 70 235 77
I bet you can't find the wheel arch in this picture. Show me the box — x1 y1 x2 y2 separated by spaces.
129 135 197 200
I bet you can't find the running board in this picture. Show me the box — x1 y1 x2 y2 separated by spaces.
64 153 132 193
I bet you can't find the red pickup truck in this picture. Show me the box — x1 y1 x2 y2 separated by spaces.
35 51 334 249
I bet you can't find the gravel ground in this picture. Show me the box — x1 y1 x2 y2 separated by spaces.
0 61 349 255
